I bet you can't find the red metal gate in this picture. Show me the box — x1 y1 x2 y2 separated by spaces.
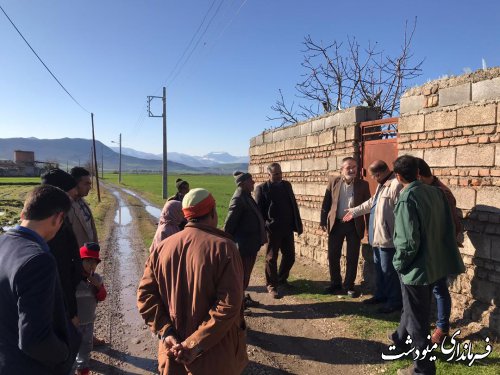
359 117 399 195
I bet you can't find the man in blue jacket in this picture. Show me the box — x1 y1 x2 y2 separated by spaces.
0 185 81 374
389 155 465 375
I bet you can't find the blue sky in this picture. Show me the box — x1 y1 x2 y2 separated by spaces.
1 0 499 156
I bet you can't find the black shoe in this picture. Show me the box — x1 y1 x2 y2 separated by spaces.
387 331 411 349
377 305 401 314
363 296 385 305
278 280 294 289
347 290 360 298
244 294 260 308
324 285 344 295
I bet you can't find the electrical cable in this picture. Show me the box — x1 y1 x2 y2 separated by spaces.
166 0 226 88
0 4 90 113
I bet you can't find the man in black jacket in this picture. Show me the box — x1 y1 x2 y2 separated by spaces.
255 163 303 298
0 185 81 374
224 171 267 312
41 168 83 327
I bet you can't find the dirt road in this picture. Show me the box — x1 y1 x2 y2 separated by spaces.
89 186 389 374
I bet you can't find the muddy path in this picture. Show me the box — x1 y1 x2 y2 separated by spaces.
90 185 389 374
90 186 158 374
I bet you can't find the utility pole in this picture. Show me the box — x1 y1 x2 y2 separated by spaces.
91 113 101 202
119 133 122 184
148 87 167 199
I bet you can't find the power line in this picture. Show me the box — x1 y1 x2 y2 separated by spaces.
0 4 89 113
159 0 218 90
166 0 226 88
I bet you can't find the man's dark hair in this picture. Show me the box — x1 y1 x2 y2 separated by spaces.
415 158 432 178
22 185 71 221
369 160 389 174
267 162 281 173
70 167 90 181
393 155 418 183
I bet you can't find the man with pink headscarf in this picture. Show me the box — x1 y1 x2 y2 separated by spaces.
149 201 184 253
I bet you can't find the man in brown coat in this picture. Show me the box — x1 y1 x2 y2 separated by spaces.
68 167 98 247
320 157 370 296
137 188 247 375
68 167 104 347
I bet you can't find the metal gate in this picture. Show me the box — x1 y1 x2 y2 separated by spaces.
359 117 399 195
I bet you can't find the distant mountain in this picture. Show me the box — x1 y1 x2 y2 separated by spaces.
202 152 249 164
0 138 247 174
110 146 162 161
0 138 198 173
111 147 250 169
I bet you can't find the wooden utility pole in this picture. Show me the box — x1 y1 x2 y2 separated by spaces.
91 113 101 202
119 133 122 184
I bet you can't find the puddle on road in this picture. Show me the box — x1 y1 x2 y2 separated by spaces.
121 188 162 219
112 192 132 226
111 190 140 327
109 187 157 373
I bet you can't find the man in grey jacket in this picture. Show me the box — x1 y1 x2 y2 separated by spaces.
224 171 267 312
343 160 403 313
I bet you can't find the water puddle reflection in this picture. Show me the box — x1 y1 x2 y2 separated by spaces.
112 191 132 226
121 188 162 219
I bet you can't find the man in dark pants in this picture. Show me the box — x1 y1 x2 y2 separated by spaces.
343 160 403 312
0 185 81 374
224 171 267 314
255 162 303 299
390 155 465 375
416 158 463 345
320 157 370 297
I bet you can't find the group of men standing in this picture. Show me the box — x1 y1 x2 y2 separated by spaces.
138 155 464 375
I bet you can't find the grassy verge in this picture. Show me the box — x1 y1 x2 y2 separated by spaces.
0 178 40 227
85 181 116 241
123 193 156 251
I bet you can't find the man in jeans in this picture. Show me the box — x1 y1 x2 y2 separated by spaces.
343 160 403 312
416 158 463 344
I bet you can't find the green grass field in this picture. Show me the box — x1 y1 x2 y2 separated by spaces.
0 177 40 227
102 173 236 227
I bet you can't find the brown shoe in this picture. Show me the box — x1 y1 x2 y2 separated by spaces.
93 336 106 346
431 327 448 345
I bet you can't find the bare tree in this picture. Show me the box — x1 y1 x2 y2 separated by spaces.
268 19 424 126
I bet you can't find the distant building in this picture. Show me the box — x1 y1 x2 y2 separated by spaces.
0 150 56 177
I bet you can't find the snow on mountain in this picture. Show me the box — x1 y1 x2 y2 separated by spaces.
113 148 249 168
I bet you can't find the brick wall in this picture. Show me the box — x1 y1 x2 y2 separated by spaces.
399 69 500 335
249 69 500 335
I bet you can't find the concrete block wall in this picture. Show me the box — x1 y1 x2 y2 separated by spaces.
399 68 500 334
249 107 378 279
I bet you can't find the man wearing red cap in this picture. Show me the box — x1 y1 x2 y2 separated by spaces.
137 188 248 375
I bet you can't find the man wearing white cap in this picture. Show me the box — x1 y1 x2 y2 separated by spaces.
137 188 248 375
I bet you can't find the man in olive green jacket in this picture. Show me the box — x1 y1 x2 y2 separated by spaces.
389 155 464 375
